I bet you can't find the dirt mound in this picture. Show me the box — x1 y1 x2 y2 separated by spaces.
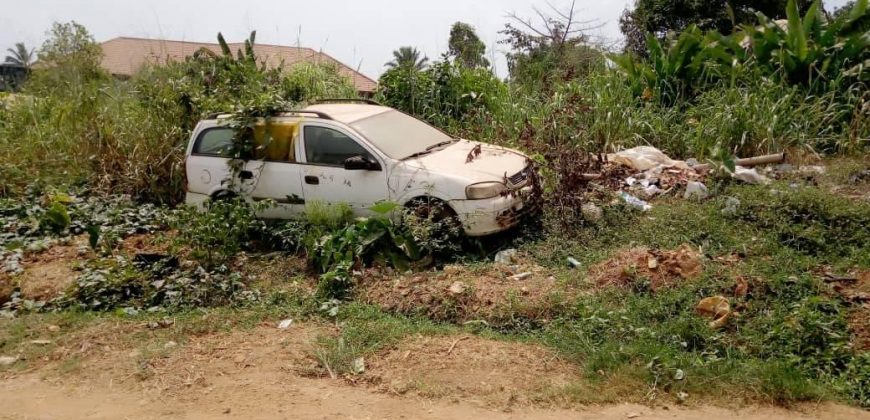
588 245 703 292
16 237 91 301
357 264 576 325
365 334 580 408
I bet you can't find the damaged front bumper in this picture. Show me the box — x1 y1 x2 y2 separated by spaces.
449 185 540 236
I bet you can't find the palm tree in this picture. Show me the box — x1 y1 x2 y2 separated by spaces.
385 47 428 71
5 42 35 68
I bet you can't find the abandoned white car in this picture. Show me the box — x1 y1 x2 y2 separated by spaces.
184 101 538 236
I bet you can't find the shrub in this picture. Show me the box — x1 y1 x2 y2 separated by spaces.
170 198 268 267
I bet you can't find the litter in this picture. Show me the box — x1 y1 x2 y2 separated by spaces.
277 319 293 329
567 257 582 269
732 166 771 185
510 272 532 281
618 191 652 211
0 356 16 366
695 296 731 329
609 146 690 171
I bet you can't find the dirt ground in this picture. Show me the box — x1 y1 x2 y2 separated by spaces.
357 262 577 324
1 324 868 420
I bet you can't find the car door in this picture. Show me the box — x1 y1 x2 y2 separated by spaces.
186 125 261 197
299 122 389 216
246 120 306 219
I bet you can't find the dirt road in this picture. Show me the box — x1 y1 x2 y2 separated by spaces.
2 372 868 420
2 324 868 420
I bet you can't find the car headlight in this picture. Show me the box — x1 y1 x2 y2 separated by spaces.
465 182 507 200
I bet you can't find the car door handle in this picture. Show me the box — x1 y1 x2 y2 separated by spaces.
304 176 319 185
239 170 254 180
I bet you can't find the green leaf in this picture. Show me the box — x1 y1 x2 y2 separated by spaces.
368 201 399 215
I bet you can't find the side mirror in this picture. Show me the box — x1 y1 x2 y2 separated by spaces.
344 155 381 171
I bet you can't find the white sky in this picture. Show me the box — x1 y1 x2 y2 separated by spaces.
0 0 851 80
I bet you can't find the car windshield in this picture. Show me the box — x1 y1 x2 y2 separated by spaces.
350 110 454 159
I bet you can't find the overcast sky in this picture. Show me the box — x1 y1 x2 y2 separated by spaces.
1 0 851 80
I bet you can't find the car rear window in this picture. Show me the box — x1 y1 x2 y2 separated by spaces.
193 128 234 156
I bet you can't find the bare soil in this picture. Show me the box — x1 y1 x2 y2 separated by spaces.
357 263 578 324
16 237 91 301
364 334 580 407
587 245 703 291
2 323 868 420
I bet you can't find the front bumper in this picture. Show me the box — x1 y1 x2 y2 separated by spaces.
449 185 539 236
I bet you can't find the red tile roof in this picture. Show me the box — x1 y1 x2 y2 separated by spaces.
100 37 377 93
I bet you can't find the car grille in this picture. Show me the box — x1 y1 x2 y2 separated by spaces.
507 166 531 187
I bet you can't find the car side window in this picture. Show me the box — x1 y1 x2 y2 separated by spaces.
193 128 234 156
304 126 372 166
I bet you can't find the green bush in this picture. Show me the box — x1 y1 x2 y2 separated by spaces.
170 198 268 267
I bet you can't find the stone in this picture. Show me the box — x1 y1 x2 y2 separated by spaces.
683 181 709 200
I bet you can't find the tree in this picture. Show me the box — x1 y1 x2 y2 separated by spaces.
447 22 490 69
619 0 818 57
385 47 429 71
26 21 106 92
5 42 35 68
500 0 604 91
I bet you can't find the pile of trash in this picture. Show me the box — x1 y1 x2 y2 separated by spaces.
587 146 788 212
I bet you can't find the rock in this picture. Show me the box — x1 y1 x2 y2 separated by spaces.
677 391 689 403
448 281 468 295
0 356 17 366
277 319 293 330
164 341 178 350
494 249 518 265
47 325 60 332
30 340 52 345
627 413 641 419
722 197 741 216
674 369 685 380
351 357 365 374
647 257 659 270
683 181 709 200
581 203 603 223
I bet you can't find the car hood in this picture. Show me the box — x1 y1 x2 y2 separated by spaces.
404 140 529 182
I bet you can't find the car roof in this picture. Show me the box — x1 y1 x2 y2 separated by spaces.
304 104 392 124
